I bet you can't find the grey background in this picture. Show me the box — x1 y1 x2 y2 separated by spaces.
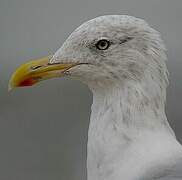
0 0 182 179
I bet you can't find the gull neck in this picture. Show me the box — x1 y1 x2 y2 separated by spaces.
87 75 177 180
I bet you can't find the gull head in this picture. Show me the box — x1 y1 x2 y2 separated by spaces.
9 15 168 90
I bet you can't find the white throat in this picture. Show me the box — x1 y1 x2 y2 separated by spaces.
86 74 181 180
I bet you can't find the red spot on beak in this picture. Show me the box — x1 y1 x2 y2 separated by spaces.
19 78 36 87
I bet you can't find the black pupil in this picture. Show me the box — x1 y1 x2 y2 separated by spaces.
100 41 107 47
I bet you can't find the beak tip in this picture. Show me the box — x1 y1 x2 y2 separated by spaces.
8 83 13 92
8 79 16 92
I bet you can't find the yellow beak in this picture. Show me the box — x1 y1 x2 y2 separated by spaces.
9 56 79 90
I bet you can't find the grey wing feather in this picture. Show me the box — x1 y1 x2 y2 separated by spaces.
157 160 182 180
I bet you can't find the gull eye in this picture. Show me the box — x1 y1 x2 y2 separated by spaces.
96 39 110 50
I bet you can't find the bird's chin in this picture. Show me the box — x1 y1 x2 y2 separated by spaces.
66 65 114 88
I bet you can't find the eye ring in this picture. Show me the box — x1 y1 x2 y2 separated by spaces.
95 39 110 50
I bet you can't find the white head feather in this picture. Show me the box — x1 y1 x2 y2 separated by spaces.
50 15 182 180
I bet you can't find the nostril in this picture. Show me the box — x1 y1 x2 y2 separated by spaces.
30 65 42 70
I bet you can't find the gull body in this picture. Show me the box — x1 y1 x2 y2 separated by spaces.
9 15 182 180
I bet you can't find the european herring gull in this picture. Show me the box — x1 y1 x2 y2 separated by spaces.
9 15 182 180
